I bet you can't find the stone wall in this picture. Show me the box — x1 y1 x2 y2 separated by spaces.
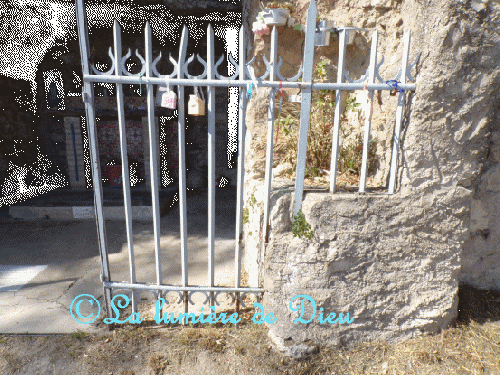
461 118 500 289
241 0 500 355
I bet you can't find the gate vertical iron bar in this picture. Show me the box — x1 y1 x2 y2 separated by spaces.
388 31 411 194
235 25 247 312
207 24 216 306
359 30 378 193
293 0 317 216
145 22 162 297
75 0 112 320
177 25 189 323
329 28 348 194
262 26 278 244
113 20 137 313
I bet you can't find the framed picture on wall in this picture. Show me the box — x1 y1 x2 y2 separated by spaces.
43 70 64 110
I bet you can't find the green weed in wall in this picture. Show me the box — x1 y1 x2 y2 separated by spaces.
292 210 314 240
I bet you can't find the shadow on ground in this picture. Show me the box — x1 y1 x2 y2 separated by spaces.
455 284 500 325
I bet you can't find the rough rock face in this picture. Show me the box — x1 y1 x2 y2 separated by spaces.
263 190 466 357
462 161 500 289
241 0 500 356
396 0 500 290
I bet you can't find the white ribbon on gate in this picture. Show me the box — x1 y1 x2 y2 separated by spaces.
194 85 205 103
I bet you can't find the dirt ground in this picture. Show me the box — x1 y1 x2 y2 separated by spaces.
1 285 500 375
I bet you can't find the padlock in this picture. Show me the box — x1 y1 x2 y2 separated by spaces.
162 90 177 109
188 87 205 116
156 86 165 107
157 85 177 109
188 95 205 116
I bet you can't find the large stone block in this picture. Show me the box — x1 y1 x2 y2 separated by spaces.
263 191 464 357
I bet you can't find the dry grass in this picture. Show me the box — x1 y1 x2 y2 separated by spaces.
269 58 378 184
272 95 377 189
1 286 499 375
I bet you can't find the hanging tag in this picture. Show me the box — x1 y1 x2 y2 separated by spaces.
156 86 166 107
188 87 205 116
157 84 177 109
162 90 177 109
188 95 205 116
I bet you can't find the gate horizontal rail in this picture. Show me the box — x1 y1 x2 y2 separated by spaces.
104 282 262 294
75 0 417 323
82 75 416 91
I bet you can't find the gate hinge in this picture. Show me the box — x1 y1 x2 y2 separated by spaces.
82 88 89 104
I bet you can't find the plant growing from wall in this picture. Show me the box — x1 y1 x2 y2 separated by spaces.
273 57 377 184
338 134 377 176
345 95 361 112
292 209 314 240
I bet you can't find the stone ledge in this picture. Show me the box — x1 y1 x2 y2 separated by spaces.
9 186 178 222
9 206 155 221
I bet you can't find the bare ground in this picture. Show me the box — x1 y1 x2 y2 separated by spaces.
1 285 499 375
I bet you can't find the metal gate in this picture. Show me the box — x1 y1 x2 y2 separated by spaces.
75 0 417 321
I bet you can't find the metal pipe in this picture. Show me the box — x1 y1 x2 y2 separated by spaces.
104 281 263 293
359 31 378 193
83 75 415 91
113 20 137 313
388 31 411 194
177 25 189 324
207 24 216 306
145 22 162 296
329 28 348 193
293 0 317 216
234 25 247 315
262 26 278 243
75 0 112 320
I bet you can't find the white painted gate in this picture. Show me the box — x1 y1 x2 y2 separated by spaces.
75 0 417 321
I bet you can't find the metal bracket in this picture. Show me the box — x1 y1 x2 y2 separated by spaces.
82 87 89 103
